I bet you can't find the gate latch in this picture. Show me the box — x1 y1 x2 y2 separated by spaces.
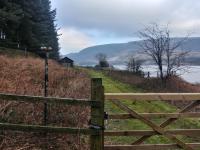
104 112 109 120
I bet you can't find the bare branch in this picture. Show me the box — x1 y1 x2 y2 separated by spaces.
138 23 190 80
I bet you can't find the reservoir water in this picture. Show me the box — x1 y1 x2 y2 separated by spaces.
114 65 200 84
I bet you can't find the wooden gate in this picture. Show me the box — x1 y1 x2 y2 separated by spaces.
104 93 200 150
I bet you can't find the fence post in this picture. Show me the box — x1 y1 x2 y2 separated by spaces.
90 78 104 150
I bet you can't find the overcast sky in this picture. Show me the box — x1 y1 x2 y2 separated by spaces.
51 0 200 55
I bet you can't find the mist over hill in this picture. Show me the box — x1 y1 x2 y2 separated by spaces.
67 37 200 65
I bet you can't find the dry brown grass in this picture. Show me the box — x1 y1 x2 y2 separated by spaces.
0 55 91 150
104 70 144 86
139 76 200 93
104 69 200 93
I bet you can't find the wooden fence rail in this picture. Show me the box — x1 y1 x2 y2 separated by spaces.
0 123 99 135
105 129 200 137
104 144 200 150
105 93 200 101
0 93 101 107
108 112 200 119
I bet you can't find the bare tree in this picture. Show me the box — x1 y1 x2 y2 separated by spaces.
126 56 143 74
138 23 189 80
95 53 109 68
165 36 189 77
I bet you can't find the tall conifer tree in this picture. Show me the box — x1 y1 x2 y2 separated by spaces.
0 0 59 59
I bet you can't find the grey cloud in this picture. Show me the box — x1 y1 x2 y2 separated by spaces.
52 0 200 37
50 0 200 54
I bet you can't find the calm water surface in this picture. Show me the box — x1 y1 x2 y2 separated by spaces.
114 65 200 84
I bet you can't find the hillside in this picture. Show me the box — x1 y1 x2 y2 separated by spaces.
1 52 200 148
67 37 200 65
0 55 90 150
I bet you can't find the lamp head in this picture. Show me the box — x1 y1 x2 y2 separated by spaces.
40 46 52 52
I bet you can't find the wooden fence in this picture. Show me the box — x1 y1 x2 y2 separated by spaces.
104 93 200 150
0 78 105 150
2 78 200 150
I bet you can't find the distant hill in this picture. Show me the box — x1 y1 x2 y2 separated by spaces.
67 37 200 65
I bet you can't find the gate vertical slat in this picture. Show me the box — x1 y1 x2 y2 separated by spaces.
90 78 104 150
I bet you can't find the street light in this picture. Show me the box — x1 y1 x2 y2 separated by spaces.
41 46 52 125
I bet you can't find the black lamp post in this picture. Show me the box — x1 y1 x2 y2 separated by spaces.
41 46 52 125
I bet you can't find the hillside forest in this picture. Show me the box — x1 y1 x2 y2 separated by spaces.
0 0 59 59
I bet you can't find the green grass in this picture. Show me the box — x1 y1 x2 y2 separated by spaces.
86 69 200 145
88 70 141 93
